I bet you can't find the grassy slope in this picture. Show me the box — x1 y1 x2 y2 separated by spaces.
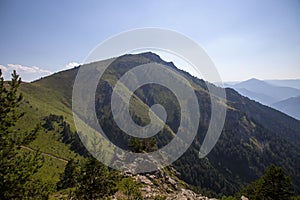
17 63 175 186
16 69 80 188
16 64 185 199
16 57 191 187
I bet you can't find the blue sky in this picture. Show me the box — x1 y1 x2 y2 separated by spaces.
0 0 299 82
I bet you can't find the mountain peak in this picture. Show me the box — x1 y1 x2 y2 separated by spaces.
244 78 263 83
234 78 270 88
138 51 164 63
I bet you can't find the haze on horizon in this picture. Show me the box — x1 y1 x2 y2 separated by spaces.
0 0 299 82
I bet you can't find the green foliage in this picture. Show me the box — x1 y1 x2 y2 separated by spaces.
129 137 158 153
119 177 143 200
0 70 23 135
22 179 52 199
56 159 78 190
72 157 118 199
0 70 47 199
57 157 145 199
42 114 63 131
41 114 88 156
221 196 237 200
241 165 294 200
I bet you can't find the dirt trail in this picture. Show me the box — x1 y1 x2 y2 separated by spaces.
20 145 68 163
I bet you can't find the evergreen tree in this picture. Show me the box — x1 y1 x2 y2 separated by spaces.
73 157 118 199
129 138 143 153
129 137 158 153
120 177 143 200
57 158 78 190
0 70 45 199
242 165 294 200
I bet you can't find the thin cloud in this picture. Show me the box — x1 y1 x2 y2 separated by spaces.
0 64 52 82
0 65 8 72
65 62 81 69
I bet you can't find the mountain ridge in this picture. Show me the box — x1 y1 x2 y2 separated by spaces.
17 52 300 196
232 78 300 103
227 78 300 120
272 96 300 120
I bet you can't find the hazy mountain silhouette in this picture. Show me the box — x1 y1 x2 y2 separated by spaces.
232 78 300 104
266 79 300 90
227 78 300 120
272 96 300 120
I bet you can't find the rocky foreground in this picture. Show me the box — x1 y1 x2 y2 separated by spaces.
112 167 219 200
111 154 248 199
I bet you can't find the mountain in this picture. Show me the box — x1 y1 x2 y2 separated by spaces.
17 52 300 197
272 96 300 120
231 78 300 105
227 78 300 120
266 79 300 90
232 87 277 105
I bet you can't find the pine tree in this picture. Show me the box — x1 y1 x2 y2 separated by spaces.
260 165 294 200
242 165 294 200
129 137 158 153
73 157 118 199
0 70 45 199
57 158 78 190
120 177 143 200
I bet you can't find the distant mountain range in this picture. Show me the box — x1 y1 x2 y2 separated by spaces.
266 79 300 90
272 96 300 120
226 78 300 120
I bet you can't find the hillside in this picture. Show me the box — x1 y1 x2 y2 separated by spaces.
272 96 300 120
17 52 300 197
231 87 276 106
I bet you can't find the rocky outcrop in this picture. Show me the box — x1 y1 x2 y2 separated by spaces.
240 196 249 200
122 167 217 200
112 152 217 199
